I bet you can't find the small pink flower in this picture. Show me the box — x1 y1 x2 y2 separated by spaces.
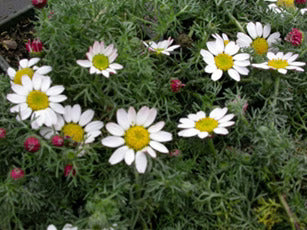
0 128 6 139
51 135 64 147
48 11 54 19
295 0 306 5
24 137 41 153
170 149 181 156
170 79 185 93
10 168 25 180
285 28 304 46
64 164 76 177
32 0 47 8
26 39 43 55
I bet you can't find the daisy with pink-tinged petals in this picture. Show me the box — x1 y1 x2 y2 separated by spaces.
178 108 235 139
200 38 250 81
101 106 172 174
76 41 123 78
143 37 180 55
252 52 305 74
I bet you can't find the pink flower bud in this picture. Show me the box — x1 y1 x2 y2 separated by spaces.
64 164 76 177
24 137 41 153
10 168 25 180
26 39 43 55
285 28 304 46
295 0 306 5
170 79 185 93
51 135 64 147
32 0 47 9
170 149 181 156
0 128 6 139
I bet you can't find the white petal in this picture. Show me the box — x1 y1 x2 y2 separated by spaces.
234 60 250 67
213 127 229 135
277 68 287 74
178 128 199 137
200 49 215 65
206 41 218 56
288 62 305 67
211 70 223 81
136 106 150 125
28 58 40 67
109 146 128 165
146 146 157 158
49 103 65 114
71 104 81 123
7 94 26 104
150 131 172 142
19 59 29 68
267 52 276 60
233 53 250 61
228 69 241 81
46 86 65 96
209 108 228 120
263 24 271 38
218 114 235 123
287 54 299 63
205 65 217 73
41 77 51 92
7 67 16 78
247 22 257 39
127 107 136 126
40 127 55 139
188 114 199 121
85 121 104 132
215 39 224 54
224 42 239 56
11 84 29 95
116 108 130 130
49 95 67 103
32 74 43 90
76 60 92 68
198 132 209 139
79 109 94 126
20 107 32 120
101 136 125 148
106 122 125 136
236 33 253 47
109 63 123 70
36 66 52 75
255 22 263 37
196 111 206 120
135 151 147 173
149 141 169 153
44 108 57 127
64 105 72 122
218 121 235 127
233 65 249 75
21 75 33 92
47 225 57 230
143 108 157 127
124 149 135 165
10 103 27 113
148 121 165 133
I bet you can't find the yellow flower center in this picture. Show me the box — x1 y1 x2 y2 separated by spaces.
224 40 230 46
62 123 84 142
154 48 165 54
268 59 288 69
195 118 218 133
14 68 34 85
92 54 109 70
277 0 294 7
124 126 150 151
27 90 49 111
214 53 234 71
252 38 269 55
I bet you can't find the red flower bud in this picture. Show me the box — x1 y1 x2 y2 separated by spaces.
0 128 6 139
64 164 76 177
285 28 304 46
170 79 185 93
295 0 306 4
32 0 47 9
51 135 64 147
10 168 25 180
24 137 41 153
26 39 43 55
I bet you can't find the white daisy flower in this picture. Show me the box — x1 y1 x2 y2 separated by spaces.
178 108 235 139
76 41 123 78
6 58 52 85
265 0 306 15
6 75 66 129
40 104 104 145
101 106 172 174
252 52 305 74
47 224 77 230
236 22 281 55
200 38 250 81
143 37 180 55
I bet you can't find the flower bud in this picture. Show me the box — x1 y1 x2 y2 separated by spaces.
10 168 25 180
64 164 76 177
24 137 41 153
285 28 304 46
26 39 43 56
170 79 185 93
32 0 47 8
295 0 306 8
0 128 6 139
51 135 64 147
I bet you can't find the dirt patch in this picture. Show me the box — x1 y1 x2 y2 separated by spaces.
0 17 34 74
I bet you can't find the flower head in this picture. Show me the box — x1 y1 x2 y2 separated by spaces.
265 0 307 14
6 58 52 85
24 136 41 152
76 41 123 78
10 168 25 180
64 164 76 177
143 37 180 55
0 128 6 139
6 75 66 129
47 224 78 230
285 28 304 46
252 52 305 74
51 135 64 147
40 104 103 146
26 39 43 56
236 22 281 55
170 79 185 92
178 108 235 139
201 38 250 81
32 0 47 8
101 106 172 173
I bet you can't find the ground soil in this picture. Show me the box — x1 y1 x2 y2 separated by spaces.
0 17 34 74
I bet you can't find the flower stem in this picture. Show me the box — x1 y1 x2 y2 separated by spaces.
226 11 245 33
278 193 300 230
271 75 280 109
208 138 216 156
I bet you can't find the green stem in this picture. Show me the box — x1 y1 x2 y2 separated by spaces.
278 193 300 230
208 138 216 156
226 11 245 33
271 75 280 109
